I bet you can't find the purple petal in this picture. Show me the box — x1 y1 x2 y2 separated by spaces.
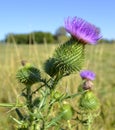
65 17 102 44
80 70 96 80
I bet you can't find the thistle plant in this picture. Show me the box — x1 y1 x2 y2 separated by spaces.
77 70 100 130
0 17 101 130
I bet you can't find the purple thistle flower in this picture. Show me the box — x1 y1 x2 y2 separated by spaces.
80 70 95 80
65 17 102 44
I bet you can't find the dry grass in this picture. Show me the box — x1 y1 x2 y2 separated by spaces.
0 43 115 130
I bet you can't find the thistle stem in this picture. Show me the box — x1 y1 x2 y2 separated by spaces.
0 103 23 107
67 120 72 130
60 90 87 101
88 125 91 130
85 113 92 130
26 85 33 112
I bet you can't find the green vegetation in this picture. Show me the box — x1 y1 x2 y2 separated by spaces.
4 27 68 44
0 43 115 130
5 32 55 44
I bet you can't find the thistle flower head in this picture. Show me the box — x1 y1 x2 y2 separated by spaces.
80 70 95 80
65 17 102 44
16 62 41 86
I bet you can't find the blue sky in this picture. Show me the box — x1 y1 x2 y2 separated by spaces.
0 0 115 40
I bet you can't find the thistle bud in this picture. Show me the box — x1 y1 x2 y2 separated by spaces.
55 40 85 75
80 70 95 90
16 63 41 86
82 80 93 90
44 40 85 77
44 58 58 77
79 91 100 111
60 103 74 120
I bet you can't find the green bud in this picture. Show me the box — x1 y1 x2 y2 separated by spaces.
44 39 85 77
53 40 85 75
16 63 41 86
60 103 74 120
79 91 100 111
44 58 58 77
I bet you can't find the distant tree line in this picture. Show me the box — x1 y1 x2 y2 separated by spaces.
4 27 68 44
5 32 55 44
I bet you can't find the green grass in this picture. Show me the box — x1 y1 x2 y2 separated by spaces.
0 43 115 130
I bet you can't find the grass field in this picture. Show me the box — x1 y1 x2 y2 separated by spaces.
0 43 115 130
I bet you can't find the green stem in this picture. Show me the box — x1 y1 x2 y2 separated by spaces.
46 94 55 118
26 85 33 112
84 113 92 130
31 78 53 96
50 74 63 90
15 108 24 120
88 125 91 130
31 84 44 95
60 90 87 101
0 103 23 107
67 120 72 130
87 113 92 130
